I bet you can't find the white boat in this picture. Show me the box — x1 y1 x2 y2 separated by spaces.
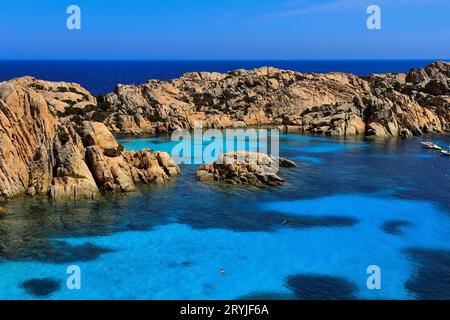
421 141 444 150
442 150 450 156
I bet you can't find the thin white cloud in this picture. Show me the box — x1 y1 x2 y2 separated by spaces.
264 0 447 18
271 0 364 17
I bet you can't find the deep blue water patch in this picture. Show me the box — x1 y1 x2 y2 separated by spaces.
181 261 195 267
44 241 113 264
404 248 450 300
26 241 114 264
279 215 358 229
20 278 61 298
382 220 413 236
284 274 358 300
177 210 358 232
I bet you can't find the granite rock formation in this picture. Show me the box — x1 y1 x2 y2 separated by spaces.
74 61 450 138
196 151 296 187
0 77 179 200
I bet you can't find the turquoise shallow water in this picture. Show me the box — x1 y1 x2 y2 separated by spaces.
0 133 449 300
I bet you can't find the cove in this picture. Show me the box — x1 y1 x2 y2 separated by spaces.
0 133 449 299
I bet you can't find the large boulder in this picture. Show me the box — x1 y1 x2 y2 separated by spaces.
123 150 169 184
82 122 179 192
155 151 181 176
50 135 100 200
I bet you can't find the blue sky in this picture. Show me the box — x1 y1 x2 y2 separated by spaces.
0 0 449 59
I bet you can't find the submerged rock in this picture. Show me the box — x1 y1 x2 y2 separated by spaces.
381 220 413 235
196 151 296 187
178 209 358 232
284 274 358 300
20 278 61 298
0 237 114 263
404 248 450 300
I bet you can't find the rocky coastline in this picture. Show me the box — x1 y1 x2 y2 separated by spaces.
88 61 449 138
0 78 179 200
1 61 449 200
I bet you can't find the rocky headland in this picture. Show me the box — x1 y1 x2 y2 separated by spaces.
0 77 179 200
1 61 449 200
73 61 450 138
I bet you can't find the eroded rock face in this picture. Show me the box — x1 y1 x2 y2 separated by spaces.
0 78 180 200
196 151 296 187
74 62 450 138
50 134 100 200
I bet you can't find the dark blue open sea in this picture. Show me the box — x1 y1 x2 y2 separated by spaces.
0 61 449 300
0 60 445 95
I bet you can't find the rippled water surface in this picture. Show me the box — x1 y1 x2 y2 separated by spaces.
0 133 449 300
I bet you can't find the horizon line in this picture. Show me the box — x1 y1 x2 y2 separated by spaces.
0 58 449 62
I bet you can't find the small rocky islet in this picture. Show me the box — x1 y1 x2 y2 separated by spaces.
196 151 297 187
1 61 450 200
